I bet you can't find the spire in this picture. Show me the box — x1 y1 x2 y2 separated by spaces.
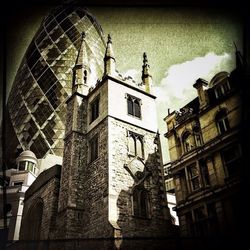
72 32 90 95
141 52 152 93
104 34 116 76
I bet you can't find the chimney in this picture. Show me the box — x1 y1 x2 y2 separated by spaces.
193 78 208 110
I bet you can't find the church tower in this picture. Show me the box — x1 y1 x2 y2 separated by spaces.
55 34 172 240
56 32 90 238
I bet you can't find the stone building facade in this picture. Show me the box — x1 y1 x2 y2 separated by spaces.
164 51 243 237
19 33 173 243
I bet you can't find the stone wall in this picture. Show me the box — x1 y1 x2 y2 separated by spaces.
56 116 113 239
19 165 61 240
108 117 172 237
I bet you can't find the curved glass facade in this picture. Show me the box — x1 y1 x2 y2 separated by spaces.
7 6 106 158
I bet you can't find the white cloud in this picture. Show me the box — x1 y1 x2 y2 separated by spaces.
121 68 141 82
153 52 233 112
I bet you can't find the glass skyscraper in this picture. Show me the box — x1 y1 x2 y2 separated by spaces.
7 5 106 159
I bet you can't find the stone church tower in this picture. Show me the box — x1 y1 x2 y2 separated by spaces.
19 32 173 244
55 33 172 239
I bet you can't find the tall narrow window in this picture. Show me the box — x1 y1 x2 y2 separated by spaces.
216 109 230 134
188 164 200 191
126 94 141 118
136 138 143 158
127 96 133 116
128 135 136 156
133 187 149 218
90 96 99 123
134 99 141 118
84 70 87 84
193 206 208 236
90 135 98 162
214 86 223 99
222 145 241 177
128 131 144 158
199 159 210 186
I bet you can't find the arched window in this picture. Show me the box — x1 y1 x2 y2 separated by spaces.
84 70 87 84
182 131 194 153
133 187 149 218
136 137 144 158
126 94 141 118
216 109 230 134
134 99 141 118
127 96 133 116
128 131 144 158
128 135 136 156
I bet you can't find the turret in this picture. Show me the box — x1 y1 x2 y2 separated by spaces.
141 52 152 93
16 150 38 175
104 34 116 76
72 32 91 95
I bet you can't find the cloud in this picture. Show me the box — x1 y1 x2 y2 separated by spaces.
153 52 233 112
121 68 141 82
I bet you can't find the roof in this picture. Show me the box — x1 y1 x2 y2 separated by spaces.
25 165 61 200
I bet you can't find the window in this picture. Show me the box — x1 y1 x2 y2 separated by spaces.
90 135 98 162
214 81 231 99
19 161 26 171
84 70 87 84
193 126 202 147
188 164 201 191
185 204 219 237
127 94 141 118
128 131 144 158
214 86 223 99
223 81 231 93
182 131 194 153
193 206 208 236
90 96 99 123
199 160 210 186
13 181 23 186
187 161 210 193
222 145 241 177
216 109 230 134
133 187 149 218
27 161 35 172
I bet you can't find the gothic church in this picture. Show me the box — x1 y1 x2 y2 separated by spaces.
19 33 173 242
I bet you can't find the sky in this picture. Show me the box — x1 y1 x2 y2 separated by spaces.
5 4 243 163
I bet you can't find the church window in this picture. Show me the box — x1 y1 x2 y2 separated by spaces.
126 94 141 118
84 70 87 84
132 187 149 218
90 96 99 123
128 135 136 156
128 131 144 158
215 109 230 134
136 137 144 158
90 134 98 162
